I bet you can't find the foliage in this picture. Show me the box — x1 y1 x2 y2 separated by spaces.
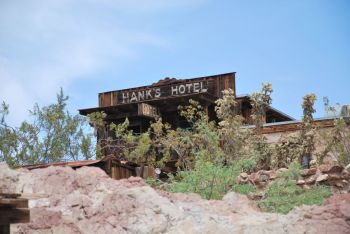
215 89 252 163
271 94 317 169
168 160 240 199
162 128 195 170
300 94 317 157
232 183 256 195
241 158 257 173
279 161 302 182
259 181 331 214
251 83 273 135
178 100 224 166
316 117 350 166
145 177 164 188
259 162 331 214
249 83 274 170
0 89 94 167
272 136 303 168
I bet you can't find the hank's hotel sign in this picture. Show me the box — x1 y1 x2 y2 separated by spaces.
120 81 208 104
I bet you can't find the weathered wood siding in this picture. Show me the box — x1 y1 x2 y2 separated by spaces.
98 73 235 107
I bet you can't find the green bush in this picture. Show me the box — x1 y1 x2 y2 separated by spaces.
168 161 241 200
259 180 331 214
241 159 257 173
232 183 256 195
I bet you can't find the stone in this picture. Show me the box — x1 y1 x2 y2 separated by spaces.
248 172 259 184
239 172 248 179
327 173 341 180
319 164 331 173
297 180 305 185
341 170 350 179
237 173 249 184
267 170 277 180
2 163 350 234
334 181 344 188
319 164 343 174
316 174 329 182
305 175 317 184
328 165 343 174
301 168 317 176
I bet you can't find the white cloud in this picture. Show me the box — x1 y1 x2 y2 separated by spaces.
0 0 203 126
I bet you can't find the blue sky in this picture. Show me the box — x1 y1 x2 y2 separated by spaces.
1 0 349 125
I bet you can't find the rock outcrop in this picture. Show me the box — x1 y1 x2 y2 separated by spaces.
0 162 349 234
238 164 350 193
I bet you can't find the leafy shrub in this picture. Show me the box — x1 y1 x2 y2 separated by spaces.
259 162 331 214
168 160 240 200
279 161 302 181
232 183 256 195
259 181 331 214
241 159 257 173
316 117 350 166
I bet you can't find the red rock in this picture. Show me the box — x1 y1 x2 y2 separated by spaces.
297 180 305 185
328 165 343 173
325 193 350 205
305 175 317 184
319 164 343 174
319 164 331 173
316 174 329 182
248 172 258 184
328 173 341 180
334 181 344 188
267 171 277 180
341 171 350 179
240 172 248 179
301 168 317 176
238 175 249 185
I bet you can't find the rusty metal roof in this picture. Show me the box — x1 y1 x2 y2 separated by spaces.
21 159 102 170
20 155 137 171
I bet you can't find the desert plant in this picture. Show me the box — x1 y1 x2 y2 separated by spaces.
316 117 350 166
168 160 240 199
251 83 273 135
215 89 252 163
271 94 317 169
0 89 94 166
259 162 331 214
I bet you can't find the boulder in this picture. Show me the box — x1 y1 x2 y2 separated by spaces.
305 175 317 184
316 174 329 183
301 168 317 177
297 180 305 185
319 164 343 174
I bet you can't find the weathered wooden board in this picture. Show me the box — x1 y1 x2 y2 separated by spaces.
138 103 159 119
0 198 28 208
0 208 30 225
0 195 30 234
98 73 235 107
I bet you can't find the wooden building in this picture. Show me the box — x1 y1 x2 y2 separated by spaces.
79 72 293 137
21 156 150 180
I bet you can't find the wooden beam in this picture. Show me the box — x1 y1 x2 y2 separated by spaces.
0 198 28 208
0 208 30 225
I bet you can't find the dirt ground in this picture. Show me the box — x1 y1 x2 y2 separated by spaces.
1 162 349 234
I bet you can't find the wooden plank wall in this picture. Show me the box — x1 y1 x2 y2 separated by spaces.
110 163 135 180
261 118 335 134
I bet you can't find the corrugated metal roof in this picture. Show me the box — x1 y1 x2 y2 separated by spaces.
21 159 101 170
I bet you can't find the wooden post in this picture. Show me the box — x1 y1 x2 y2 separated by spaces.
0 224 10 234
0 193 30 234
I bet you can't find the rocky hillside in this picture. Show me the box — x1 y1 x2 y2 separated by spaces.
1 163 349 234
